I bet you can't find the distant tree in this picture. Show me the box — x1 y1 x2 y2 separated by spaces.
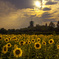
45 23 47 27
49 21 55 28
8 29 15 34
36 24 40 27
57 21 59 28
0 28 7 34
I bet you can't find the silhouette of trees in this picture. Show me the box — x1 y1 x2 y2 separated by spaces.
8 29 15 34
0 28 7 34
0 21 59 34
57 21 59 28
45 23 47 27
49 21 55 28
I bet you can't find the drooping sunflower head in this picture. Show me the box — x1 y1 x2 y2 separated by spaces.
34 42 41 49
42 41 46 45
14 44 18 49
12 36 17 40
57 44 59 49
2 45 8 54
37 38 41 42
13 48 22 57
48 39 54 44
8 37 11 41
14 38 19 42
0 36 2 41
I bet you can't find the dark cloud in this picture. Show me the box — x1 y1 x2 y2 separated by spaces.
40 12 56 22
43 7 51 11
41 12 52 19
42 18 56 22
40 12 58 23
46 1 58 5
2 0 34 9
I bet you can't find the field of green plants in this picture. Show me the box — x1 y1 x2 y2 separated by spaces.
0 34 59 59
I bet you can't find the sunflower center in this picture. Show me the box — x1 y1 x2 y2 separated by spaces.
32 40 34 41
43 42 45 44
38 40 40 41
9 38 10 40
36 44 39 47
15 50 20 55
50 40 52 43
4 47 6 51
21 42 23 44
13 37 16 39
29 42 30 43
21 42 23 45
8 44 10 46
26 42 28 44
6 39 8 41
0 37 1 39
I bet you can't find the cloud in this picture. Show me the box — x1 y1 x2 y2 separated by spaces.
0 0 17 16
43 7 51 11
39 12 57 22
0 0 59 29
46 1 58 5
1 0 34 9
40 12 52 19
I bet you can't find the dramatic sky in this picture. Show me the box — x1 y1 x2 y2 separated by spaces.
0 0 59 29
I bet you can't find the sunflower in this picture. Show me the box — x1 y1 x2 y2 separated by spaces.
42 41 46 45
4 38 9 42
0 36 2 41
8 37 11 41
48 39 54 44
19 41 25 46
57 45 59 49
13 48 22 57
31 39 35 43
14 44 18 49
37 38 41 42
12 36 17 41
2 45 8 54
6 43 12 48
34 42 41 49
14 38 19 42
25 41 28 45
28 41 31 44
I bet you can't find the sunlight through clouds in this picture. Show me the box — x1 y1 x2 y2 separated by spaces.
0 0 59 29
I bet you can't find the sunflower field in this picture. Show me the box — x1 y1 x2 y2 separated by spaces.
0 34 59 59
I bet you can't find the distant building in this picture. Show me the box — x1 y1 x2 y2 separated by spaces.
28 21 34 28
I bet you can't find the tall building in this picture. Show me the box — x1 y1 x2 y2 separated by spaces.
28 21 34 28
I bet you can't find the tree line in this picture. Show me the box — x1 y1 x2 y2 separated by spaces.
0 21 59 35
